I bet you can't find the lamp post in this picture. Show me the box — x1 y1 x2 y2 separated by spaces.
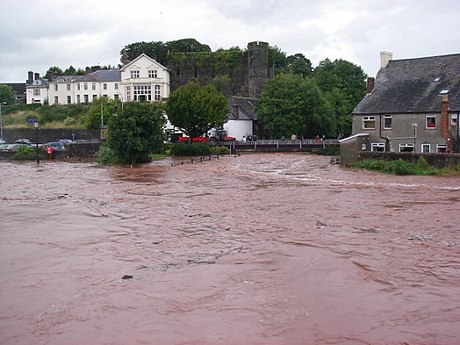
412 123 418 152
0 101 6 142
34 121 39 164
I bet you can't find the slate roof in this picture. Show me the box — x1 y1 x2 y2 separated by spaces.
353 53 460 115
92 69 121 82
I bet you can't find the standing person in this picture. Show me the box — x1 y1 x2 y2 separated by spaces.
291 133 297 142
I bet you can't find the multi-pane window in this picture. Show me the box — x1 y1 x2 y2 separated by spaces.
371 143 385 152
77 95 81 103
54 84 58 91
67 83 71 91
362 116 376 129
399 143 414 152
103 83 107 90
54 96 59 104
33 89 40 96
77 83 81 91
421 144 430 153
426 115 436 128
93 95 97 101
84 83 88 90
133 85 151 101
84 95 89 103
451 114 458 126
436 144 447 153
92 83 96 90
67 96 71 104
154 85 161 100
383 115 392 129
114 83 119 90
149 70 157 78
114 94 119 100
131 70 140 79
126 86 131 101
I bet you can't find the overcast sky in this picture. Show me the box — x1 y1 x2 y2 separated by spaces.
1 0 459 83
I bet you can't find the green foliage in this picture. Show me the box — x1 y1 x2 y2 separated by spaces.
171 143 210 156
166 82 229 137
210 146 230 155
13 145 38 160
81 97 121 130
107 102 166 164
44 66 64 80
349 157 451 175
0 84 15 104
256 74 333 139
95 145 119 164
38 104 88 124
268 45 288 70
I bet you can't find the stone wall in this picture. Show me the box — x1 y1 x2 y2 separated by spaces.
1 128 99 144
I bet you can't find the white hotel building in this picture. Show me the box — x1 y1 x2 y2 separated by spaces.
26 54 170 105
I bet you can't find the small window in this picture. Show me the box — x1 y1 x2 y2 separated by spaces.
67 83 71 91
436 144 447 153
114 94 119 100
93 95 97 101
77 83 81 91
362 116 376 129
84 95 89 103
103 83 107 90
131 70 140 79
426 115 436 128
149 70 157 78
54 96 59 104
84 83 88 90
154 85 161 101
114 83 118 90
421 144 430 153
399 143 414 152
33 89 40 96
451 114 458 126
92 83 96 90
77 95 81 103
54 84 58 91
67 96 71 104
383 115 392 129
371 143 385 152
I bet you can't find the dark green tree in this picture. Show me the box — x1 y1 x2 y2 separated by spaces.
120 41 168 65
287 53 313 78
256 74 334 139
268 45 288 72
107 102 166 164
166 38 211 53
45 66 63 80
0 84 15 104
166 82 229 138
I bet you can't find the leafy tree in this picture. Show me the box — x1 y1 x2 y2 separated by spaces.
0 84 15 104
287 53 313 78
107 102 166 164
166 82 229 138
268 45 288 72
166 38 211 53
256 74 334 139
81 97 121 130
45 66 63 80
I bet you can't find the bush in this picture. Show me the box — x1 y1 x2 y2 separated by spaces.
171 143 211 156
210 146 230 155
392 159 412 175
13 145 39 160
96 145 118 164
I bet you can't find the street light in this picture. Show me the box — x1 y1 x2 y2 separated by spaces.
0 101 6 142
34 121 40 164
412 123 418 152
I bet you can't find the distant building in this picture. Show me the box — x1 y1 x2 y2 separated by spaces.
352 52 460 153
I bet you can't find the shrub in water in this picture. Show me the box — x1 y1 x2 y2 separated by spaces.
171 143 211 156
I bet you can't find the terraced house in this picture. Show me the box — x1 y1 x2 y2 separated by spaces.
352 52 460 153
25 54 170 105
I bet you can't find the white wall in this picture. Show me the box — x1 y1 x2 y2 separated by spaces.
224 120 253 140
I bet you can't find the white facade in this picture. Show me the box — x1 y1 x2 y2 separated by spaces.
120 53 170 102
26 54 170 105
224 120 253 141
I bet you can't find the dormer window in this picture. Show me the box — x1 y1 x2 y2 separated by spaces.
131 70 140 79
149 70 157 78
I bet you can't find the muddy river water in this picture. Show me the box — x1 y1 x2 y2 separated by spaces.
1 153 459 345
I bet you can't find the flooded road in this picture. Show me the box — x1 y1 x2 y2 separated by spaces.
1 153 459 345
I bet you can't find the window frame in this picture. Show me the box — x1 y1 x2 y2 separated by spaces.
426 114 436 129
362 116 376 130
371 143 385 152
399 143 414 152
131 70 140 79
383 115 392 129
421 143 431 153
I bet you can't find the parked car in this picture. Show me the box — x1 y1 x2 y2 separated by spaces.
15 139 33 145
0 139 6 145
43 142 66 151
57 139 73 145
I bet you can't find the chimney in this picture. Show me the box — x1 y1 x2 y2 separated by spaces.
28 71 33 84
34 72 40 80
366 77 375 94
441 94 454 152
380 51 393 68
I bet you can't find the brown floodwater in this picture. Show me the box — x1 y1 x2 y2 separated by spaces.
1 153 459 345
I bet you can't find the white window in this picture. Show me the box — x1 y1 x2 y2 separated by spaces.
54 84 58 91
77 83 81 91
84 95 89 103
114 94 119 100
126 86 131 101
33 89 40 96
362 116 375 129
67 96 71 104
149 70 158 78
84 83 88 90
133 85 151 101
54 96 59 104
77 95 81 103
421 144 430 153
131 70 140 79
93 95 97 101
114 83 118 90
92 83 96 90
399 143 414 152
103 83 107 90
67 83 71 91
436 144 447 153
371 143 385 152
383 115 392 129
154 85 161 101
451 114 458 126
426 115 436 129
